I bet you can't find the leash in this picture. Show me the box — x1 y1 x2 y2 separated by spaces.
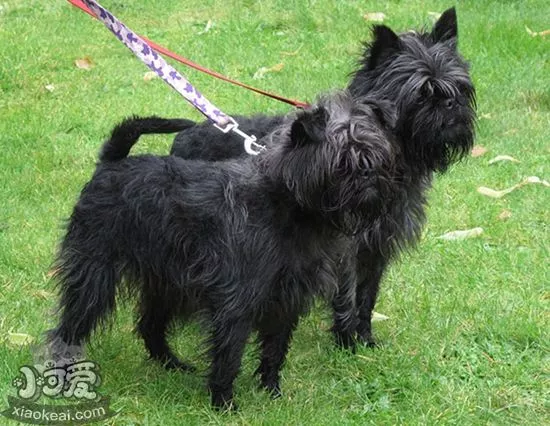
73 0 265 155
67 0 309 109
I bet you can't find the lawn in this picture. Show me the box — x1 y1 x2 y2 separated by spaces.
0 0 548 424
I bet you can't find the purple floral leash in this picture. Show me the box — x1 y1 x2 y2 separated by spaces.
81 0 264 155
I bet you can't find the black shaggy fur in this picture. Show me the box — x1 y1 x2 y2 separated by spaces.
169 7 477 346
49 92 399 409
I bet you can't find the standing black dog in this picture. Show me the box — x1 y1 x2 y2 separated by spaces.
49 92 399 409
169 7 476 346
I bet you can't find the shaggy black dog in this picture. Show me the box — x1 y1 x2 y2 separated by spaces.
169 7 476 346
49 92 398 409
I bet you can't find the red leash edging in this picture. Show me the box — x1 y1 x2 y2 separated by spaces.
67 0 309 108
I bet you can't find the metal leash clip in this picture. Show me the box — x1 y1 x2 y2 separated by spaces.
214 118 265 156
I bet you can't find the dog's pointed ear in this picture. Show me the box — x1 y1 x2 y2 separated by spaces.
432 7 458 45
367 25 400 70
290 107 327 146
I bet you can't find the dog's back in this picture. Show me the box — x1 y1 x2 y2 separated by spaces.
170 114 285 160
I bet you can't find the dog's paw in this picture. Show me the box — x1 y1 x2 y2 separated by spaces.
162 355 196 372
356 332 376 348
268 385 283 400
333 331 357 353
261 380 282 399
211 393 238 412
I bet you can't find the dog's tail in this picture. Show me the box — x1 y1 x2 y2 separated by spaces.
48 253 120 346
99 116 197 162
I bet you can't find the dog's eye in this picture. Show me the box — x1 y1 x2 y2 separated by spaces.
442 98 455 109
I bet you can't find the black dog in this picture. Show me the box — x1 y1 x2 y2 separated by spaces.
169 7 476 346
49 92 398 409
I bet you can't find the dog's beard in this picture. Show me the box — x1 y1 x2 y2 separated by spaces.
318 172 396 236
400 99 476 172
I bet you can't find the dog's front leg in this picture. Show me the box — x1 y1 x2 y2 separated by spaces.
331 253 358 352
355 250 388 347
255 316 299 398
208 315 252 410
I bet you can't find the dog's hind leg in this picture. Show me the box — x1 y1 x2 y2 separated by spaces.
255 316 299 398
137 290 194 371
207 313 253 410
355 250 388 347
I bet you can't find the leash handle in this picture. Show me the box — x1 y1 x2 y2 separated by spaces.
81 0 231 127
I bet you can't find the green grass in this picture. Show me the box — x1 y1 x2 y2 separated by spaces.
1 0 549 424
